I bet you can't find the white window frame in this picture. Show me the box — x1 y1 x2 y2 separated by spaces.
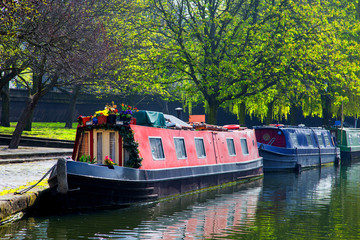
149 137 165 160
109 132 116 161
174 137 187 159
324 135 331 146
195 138 206 158
306 134 313 146
226 138 236 156
349 134 353 145
97 132 102 164
240 138 249 155
317 133 324 147
289 132 298 147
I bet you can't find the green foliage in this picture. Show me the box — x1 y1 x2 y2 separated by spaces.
79 154 96 164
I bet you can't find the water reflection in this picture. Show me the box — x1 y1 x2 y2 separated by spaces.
0 179 262 239
224 164 360 240
3 162 360 239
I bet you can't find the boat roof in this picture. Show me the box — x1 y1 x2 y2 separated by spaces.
252 124 325 131
164 114 193 129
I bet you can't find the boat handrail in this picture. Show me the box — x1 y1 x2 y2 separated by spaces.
268 137 276 145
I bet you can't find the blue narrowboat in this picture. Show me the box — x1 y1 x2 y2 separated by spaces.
253 125 340 172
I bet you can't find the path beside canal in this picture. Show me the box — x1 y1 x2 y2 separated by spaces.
0 145 72 192
0 146 72 224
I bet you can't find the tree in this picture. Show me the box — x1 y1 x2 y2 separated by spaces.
8 0 114 149
134 0 334 124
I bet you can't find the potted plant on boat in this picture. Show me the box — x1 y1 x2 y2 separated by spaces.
93 109 108 125
118 104 138 125
106 102 118 124
77 115 91 126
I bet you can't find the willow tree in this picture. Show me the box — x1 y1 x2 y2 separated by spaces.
130 0 358 124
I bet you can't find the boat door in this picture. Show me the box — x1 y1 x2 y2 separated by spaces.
211 132 220 164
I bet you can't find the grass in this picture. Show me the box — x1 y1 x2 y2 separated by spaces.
0 122 78 141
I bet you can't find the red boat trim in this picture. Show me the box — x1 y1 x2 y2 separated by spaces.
118 133 123 166
89 129 94 160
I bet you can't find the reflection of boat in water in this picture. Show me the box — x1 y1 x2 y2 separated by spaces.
43 179 262 239
261 166 339 213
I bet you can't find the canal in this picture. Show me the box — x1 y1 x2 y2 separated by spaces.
1 160 359 239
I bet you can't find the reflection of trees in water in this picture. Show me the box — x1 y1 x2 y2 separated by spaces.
55 179 262 239
6 164 360 239
226 165 349 239
1 179 262 239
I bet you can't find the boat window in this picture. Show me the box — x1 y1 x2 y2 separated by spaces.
110 132 116 161
97 132 102 164
317 133 324 147
358 134 360 144
195 138 206 158
289 132 298 147
325 135 331 146
349 134 353 145
240 138 249 155
306 134 313 146
174 137 187 159
149 137 165 160
226 138 236 156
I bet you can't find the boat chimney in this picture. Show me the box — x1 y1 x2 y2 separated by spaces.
175 107 183 120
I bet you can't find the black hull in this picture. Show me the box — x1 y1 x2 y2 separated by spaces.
340 151 360 166
48 159 263 211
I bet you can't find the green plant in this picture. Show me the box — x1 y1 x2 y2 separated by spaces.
79 154 96 164
104 156 116 166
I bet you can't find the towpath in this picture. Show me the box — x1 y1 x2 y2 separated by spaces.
0 146 72 192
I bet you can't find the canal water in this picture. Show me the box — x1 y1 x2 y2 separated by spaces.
1 160 360 239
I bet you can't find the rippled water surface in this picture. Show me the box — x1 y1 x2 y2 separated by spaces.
1 160 360 239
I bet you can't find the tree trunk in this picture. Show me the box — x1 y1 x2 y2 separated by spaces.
207 100 219 125
65 85 80 128
9 94 41 149
24 73 41 131
9 73 58 149
0 82 10 127
24 113 34 131
290 103 298 126
321 94 332 127
238 102 246 126
265 101 274 125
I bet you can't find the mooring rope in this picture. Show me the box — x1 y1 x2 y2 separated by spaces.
14 164 56 195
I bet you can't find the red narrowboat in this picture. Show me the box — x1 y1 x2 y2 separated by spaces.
48 110 263 210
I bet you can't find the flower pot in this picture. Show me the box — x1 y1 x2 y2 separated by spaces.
107 115 116 124
97 115 107 125
81 116 91 126
119 116 131 125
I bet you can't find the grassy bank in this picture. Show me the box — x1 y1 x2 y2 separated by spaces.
0 122 77 141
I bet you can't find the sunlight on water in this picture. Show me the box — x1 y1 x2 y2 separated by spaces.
2 162 360 239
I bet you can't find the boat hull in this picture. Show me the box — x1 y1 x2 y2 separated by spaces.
259 144 340 171
340 147 360 165
48 158 263 210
